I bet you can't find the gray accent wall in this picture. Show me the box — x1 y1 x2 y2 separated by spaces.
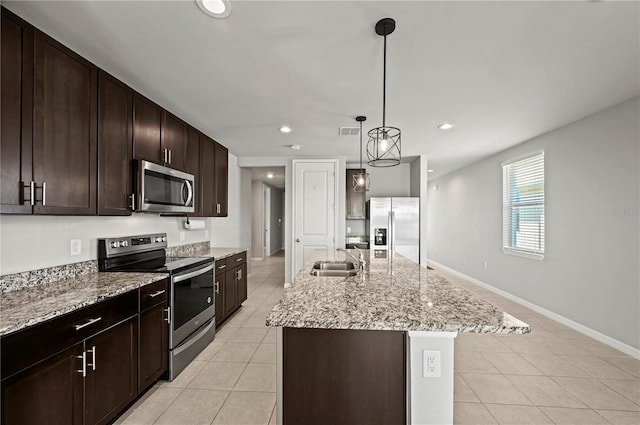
427 97 640 349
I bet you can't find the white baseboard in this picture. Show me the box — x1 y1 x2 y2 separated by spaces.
428 259 640 359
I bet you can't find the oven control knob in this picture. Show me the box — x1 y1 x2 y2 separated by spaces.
155 237 162 243
121 240 128 247
111 241 120 248
161 236 167 242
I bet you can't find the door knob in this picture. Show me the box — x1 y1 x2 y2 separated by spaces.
296 238 300 243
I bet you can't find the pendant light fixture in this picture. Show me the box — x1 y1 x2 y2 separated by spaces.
367 18 401 167
353 116 369 192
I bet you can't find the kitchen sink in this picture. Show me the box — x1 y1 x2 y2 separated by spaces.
310 261 358 277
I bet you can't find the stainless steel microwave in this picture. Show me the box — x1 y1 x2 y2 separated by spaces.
134 160 195 213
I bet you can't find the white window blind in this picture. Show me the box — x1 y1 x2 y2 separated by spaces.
502 151 545 260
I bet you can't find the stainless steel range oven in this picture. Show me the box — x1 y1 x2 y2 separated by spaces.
98 233 215 380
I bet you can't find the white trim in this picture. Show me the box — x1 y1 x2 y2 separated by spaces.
250 257 263 261
502 247 544 261
427 259 640 359
408 331 458 339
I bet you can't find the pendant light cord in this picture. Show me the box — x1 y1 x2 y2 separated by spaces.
359 120 363 170
382 26 387 128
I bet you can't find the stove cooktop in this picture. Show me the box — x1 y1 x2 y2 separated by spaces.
110 256 212 274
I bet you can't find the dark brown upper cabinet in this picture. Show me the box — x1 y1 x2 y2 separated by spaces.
98 71 133 216
200 136 216 217
1 8 33 214
186 126 202 217
133 92 163 165
161 112 187 172
32 29 97 215
214 142 228 217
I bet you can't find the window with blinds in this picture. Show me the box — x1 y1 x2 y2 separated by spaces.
502 151 545 260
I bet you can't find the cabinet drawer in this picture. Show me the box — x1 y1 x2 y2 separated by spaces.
228 251 246 266
1 290 137 380
215 258 227 275
139 279 168 311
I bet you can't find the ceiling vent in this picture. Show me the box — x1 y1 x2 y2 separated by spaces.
339 127 360 136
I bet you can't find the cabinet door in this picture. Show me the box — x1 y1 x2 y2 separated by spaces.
84 317 138 425
98 70 133 216
162 112 187 171
346 169 366 219
236 263 248 305
33 30 97 215
139 303 168 392
133 92 162 164
224 268 238 317
200 136 216 217
186 127 202 216
214 272 225 327
214 142 228 217
1 343 83 425
0 8 33 214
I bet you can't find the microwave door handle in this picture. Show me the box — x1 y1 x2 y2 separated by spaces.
183 180 193 207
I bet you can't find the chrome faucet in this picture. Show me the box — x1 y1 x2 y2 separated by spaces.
337 248 366 272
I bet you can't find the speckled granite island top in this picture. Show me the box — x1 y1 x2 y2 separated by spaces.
266 250 530 334
0 272 167 337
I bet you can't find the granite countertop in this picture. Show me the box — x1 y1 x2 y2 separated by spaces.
0 272 167 337
266 250 530 334
204 247 248 260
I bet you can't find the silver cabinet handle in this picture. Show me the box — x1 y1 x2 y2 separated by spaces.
76 351 86 377
238 269 242 280
23 181 35 206
168 149 172 164
162 148 168 163
129 193 136 210
74 317 102 331
164 307 171 324
149 290 166 298
87 346 96 371
216 203 221 214
214 281 220 294
217 264 226 270
41 182 46 206
235 258 243 262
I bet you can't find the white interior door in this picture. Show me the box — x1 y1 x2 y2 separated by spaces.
293 160 336 276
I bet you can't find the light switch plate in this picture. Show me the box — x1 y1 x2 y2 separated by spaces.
70 239 82 256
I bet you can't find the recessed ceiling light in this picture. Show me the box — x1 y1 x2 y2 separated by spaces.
437 122 455 130
196 0 231 18
290 145 301 150
267 172 274 179
427 169 434 173
279 126 292 133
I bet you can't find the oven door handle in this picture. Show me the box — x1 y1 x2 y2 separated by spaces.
172 264 214 283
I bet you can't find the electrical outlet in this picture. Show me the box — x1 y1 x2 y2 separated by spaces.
423 350 441 378
70 239 82 256
179 231 185 242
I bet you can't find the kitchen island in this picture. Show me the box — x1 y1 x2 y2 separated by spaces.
266 250 530 425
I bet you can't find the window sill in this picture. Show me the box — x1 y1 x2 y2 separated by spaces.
502 247 544 261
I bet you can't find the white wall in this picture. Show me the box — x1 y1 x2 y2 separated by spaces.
250 180 264 259
0 152 250 275
410 156 429 267
427 97 640 350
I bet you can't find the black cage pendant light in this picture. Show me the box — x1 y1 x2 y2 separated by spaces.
367 18 401 167
353 116 370 192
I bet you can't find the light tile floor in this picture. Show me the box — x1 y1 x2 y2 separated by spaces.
116 253 639 425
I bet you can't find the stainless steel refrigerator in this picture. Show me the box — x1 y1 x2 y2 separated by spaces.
368 197 420 263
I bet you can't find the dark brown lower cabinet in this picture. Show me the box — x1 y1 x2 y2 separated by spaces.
215 252 248 327
283 327 406 425
224 267 238 317
139 302 168 391
1 343 83 425
84 318 138 425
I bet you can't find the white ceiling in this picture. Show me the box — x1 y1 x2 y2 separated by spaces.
251 167 286 189
6 1 639 179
